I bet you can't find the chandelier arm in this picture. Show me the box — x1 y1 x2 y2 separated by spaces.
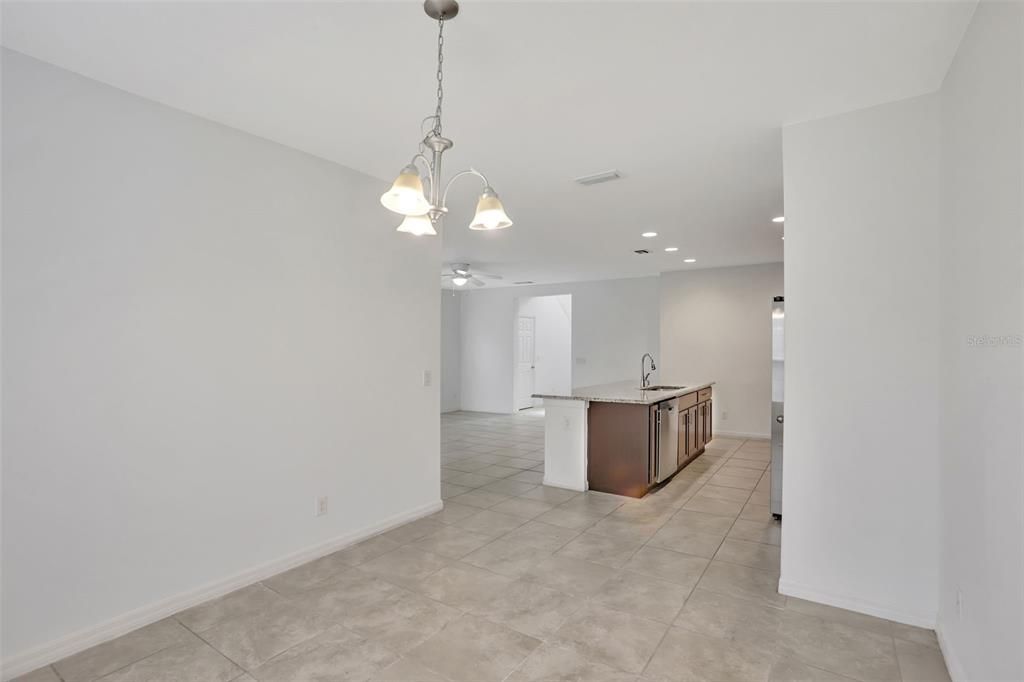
440 168 489 210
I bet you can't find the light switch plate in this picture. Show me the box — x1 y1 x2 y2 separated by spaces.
423 370 432 387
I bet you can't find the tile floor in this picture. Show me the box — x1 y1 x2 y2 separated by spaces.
18 409 951 682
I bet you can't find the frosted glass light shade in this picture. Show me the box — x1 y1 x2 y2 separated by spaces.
468 188 512 230
452 276 469 286
381 165 430 216
396 214 437 236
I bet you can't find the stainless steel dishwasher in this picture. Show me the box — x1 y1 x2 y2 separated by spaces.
652 398 679 483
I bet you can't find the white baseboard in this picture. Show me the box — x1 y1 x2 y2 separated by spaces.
935 619 966 682
1 499 443 681
777 579 936 629
713 429 770 440
542 476 587 492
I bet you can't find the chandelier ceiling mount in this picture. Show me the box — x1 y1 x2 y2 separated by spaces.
423 0 460 21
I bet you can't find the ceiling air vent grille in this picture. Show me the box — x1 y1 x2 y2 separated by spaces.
574 169 622 186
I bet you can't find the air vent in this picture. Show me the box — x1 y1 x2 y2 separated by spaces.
574 169 622 186
634 249 649 255
514 281 535 285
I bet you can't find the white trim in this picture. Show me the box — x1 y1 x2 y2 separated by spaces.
713 429 770 440
935 620 966 682
542 476 587 492
777 579 937 629
1 500 443 681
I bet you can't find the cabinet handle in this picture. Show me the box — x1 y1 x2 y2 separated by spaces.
653 410 661 481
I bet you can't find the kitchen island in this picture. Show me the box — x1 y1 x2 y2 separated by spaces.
534 380 714 497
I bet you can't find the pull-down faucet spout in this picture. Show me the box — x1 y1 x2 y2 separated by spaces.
641 353 657 388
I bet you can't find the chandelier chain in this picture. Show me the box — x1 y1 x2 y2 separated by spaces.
432 16 445 136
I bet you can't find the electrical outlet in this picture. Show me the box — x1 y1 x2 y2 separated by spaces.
315 496 329 517
956 589 963 619
423 370 432 387
721 411 728 420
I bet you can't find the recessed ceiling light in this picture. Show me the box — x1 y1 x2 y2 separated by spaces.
772 216 785 223
665 247 679 252
684 258 696 263
641 232 658 238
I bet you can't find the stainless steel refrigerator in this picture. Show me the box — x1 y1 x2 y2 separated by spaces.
770 296 784 519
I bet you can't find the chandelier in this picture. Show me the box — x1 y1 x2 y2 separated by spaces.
380 0 512 236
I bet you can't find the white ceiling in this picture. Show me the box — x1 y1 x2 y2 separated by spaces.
2 1 975 287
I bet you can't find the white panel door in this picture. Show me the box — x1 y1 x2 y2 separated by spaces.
516 316 535 410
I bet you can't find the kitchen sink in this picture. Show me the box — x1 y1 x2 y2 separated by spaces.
638 385 687 391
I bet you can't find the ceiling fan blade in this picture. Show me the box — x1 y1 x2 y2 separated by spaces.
440 274 455 278
470 277 486 287
476 272 503 280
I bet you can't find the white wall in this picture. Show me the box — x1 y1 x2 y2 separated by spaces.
441 291 461 413
460 277 659 414
781 94 941 625
517 295 572 407
937 2 1024 679
1 51 441 671
659 263 783 439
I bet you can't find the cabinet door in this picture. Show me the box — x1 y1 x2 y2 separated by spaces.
696 404 705 452
678 409 690 466
704 399 713 445
688 406 700 454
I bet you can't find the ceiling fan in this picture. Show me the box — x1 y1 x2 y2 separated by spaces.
441 263 503 288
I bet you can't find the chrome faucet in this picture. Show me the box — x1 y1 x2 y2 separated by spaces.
641 353 657 388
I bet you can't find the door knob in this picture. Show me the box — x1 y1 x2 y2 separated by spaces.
776 415 784 424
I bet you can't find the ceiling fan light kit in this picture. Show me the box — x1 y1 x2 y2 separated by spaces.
380 0 512 235
441 262 503 288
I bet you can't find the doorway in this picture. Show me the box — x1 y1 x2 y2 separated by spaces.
516 316 535 410
514 295 572 410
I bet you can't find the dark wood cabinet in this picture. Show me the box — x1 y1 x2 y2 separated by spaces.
696 388 713 449
587 401 652 498
588 386 713 498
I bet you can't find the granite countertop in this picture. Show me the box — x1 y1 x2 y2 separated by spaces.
533 380 714 405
